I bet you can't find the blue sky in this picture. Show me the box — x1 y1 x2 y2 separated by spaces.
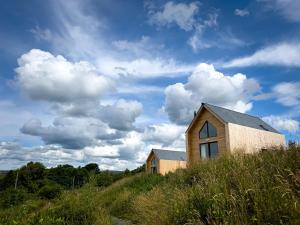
0 0 299 170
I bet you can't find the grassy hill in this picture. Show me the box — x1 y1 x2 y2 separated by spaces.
0 147 299 225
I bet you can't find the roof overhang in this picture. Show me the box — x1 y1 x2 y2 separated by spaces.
146 149 155 163
185 103 226 133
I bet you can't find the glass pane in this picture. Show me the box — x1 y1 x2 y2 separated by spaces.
199 122 208 139
208 122 217 137
200 144 209 159
151 158 156 166
209 142 218 158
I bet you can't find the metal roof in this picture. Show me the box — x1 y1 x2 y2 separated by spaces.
204 103 280 133
152 149 186 161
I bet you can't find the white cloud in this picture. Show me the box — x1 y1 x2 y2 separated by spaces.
96 57 195 78
97 99 143 131
112 36 164 58
262 115 299 133
272 82 300 107
29 1 196 79
259 0 300 22
0 140 143 170
143 123 186 147
164 63 260 124
20 117 120 149
224 42 300 68
148 1 200 31
234 9 250 17
30 26 53 41
15 49 114 102
187 12 218 51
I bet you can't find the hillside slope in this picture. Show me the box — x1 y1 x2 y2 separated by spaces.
0 147 299 225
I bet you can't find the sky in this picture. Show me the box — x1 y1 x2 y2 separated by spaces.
0 0 299 170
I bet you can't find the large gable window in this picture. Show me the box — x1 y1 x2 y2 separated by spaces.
199 121 217 139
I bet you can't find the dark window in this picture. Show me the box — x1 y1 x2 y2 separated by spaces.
151 158 156 166
200 142 218 159
150 158 157 174
208 122 217 137
199 123 208 138
200 143 209 159
151 167 157 174
199 121 217 139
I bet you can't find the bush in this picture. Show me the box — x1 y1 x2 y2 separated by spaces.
38 183 62 199
96 172 114 187
0 188 28 208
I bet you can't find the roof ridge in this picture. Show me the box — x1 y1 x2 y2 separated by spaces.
153 149 185 153
204 103 261 120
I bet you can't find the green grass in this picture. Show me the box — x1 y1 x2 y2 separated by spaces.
131 148 300 225
0 147 299 225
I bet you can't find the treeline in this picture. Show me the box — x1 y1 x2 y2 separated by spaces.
0 162 145 208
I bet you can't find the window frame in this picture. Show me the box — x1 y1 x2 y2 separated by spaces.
199 141 218 159
199 121 217 139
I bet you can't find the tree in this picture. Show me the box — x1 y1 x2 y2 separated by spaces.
96 171 113 187
18 162 46 192
83 163 100 173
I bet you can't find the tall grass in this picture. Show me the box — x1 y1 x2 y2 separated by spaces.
0 147 299 225
132 148 300 225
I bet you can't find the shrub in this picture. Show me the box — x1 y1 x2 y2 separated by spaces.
96 172 114 187
0 188 28 208
38 183 62 199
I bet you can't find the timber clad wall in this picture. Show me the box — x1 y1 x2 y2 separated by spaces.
186 108 227 165
159 159 186 175
145 150 186 175
145 152 159 173
186 104 285 166
228 123 285 153
148 103 285 173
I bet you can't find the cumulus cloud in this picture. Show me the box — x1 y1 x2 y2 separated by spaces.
272 82 300 107
15 49 114 102
97 99 143 131
164 63 260 124
223 42 300 68
262 115 299 133
20 117 120 149
143 123 186 147
0 140 143 170
258 0 300 22
234 9 250 17
148 1 200 31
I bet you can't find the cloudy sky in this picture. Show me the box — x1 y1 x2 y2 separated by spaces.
0 0 299 170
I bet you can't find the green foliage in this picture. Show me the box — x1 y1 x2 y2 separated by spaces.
83 163 100 173
18 162 46 193
131 163 145 174
96 171 114 187
38 182 62 199
0 188 28 208
97 173 164 220
0 148 299 225
47 165 89 189
132 148 300 225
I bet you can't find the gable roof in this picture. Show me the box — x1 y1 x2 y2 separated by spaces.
151 149 186 161
187 103 280 134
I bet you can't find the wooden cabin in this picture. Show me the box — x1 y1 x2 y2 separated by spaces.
186 103 285 165
145 149 186 175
